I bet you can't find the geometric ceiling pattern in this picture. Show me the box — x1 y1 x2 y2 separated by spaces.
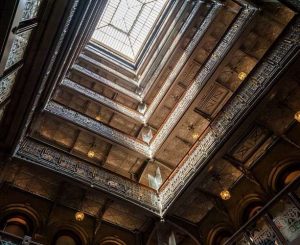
1 0 300 243
92 0 169 61
4 0 298 228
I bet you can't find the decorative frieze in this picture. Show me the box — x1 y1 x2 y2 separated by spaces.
5 30 33 70
149 4 257 154
21 0 42 21
0 69 19 104
159 16 300 213
61 78 145 123
72 64 142 101
16 138 160 214
45 101 152 158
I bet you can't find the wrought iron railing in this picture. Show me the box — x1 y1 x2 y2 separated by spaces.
225 177 300 245
0 231 41 245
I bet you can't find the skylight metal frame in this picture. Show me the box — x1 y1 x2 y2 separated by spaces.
91 0 172 66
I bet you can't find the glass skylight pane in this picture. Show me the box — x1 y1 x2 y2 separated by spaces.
92 0 169 61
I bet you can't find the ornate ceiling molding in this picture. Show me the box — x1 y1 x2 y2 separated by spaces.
149 0 258 153
16 138 160 214
61 78 145 123
79 55 139 85
45 101 151 158
66 1 223 135
143 2 222 121
56 1 256 160
12 0 300 220
72 64 143 102
159 16 300 213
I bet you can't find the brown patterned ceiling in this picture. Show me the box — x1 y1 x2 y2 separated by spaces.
5 0 299 223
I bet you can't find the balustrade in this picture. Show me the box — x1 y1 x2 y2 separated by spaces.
225 177 300 245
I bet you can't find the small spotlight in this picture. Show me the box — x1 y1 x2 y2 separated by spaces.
192 133 200 139
75 211 85 221
87 150 95 158
220 190 231 200
238 72 247 80
294 111 300 123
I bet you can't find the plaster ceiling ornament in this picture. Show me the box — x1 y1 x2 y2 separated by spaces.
141 126 153 144
137 102 147 114
148 167 162 191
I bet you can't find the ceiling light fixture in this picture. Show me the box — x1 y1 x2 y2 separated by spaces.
75 211 85 221
192 133 200 139
238 72 247 80
220 190 231 200
87 142 96 158
95 114 101 121
294 111 300 122
87 150 95 158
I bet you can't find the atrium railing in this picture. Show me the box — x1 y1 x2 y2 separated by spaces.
0 231 42 245
225 177 300 245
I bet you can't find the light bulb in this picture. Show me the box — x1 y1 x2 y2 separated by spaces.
220 190 231 200
87 150 95 158
294 111 300 122
192 132 200 139
238 72 247 80
75 211 85 221
95 115 101 121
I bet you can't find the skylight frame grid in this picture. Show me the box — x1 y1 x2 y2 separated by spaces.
92 0 169 62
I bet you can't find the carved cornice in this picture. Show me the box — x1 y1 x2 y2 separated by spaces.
15 138 160 214
72 64 143 102
159 16 300 214
79 54 138 85
61 78 145 123
45 101 151 158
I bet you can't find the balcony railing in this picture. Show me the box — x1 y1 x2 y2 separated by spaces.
225 177 300 245
0 231 42 245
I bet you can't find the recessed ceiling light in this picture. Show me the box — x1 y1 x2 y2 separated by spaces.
87 150 95 158
238 72 247 80
220 190 231 200
294 111 300 122
95 115 101 121
192 133 200 139
75 211 85 221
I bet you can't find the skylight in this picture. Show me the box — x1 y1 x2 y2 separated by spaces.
92 0 169 62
